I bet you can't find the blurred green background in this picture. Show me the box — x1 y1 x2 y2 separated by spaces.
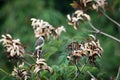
0 0 120 80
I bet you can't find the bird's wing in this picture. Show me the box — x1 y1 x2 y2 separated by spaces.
35 37 44 49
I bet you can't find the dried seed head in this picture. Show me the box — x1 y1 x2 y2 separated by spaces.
33 58 53 74
0 34 25 59
93 0 107 11
30 18 66 39
54 26 66 39
12 63 31 80
70 0 107 11
67 10 91 30
66 35 103 64
68 0 107 30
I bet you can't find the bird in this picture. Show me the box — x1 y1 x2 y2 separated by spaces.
34 36 44 58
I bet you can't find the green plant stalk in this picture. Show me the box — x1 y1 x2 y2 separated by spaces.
87 71 97 80
73 59 88 80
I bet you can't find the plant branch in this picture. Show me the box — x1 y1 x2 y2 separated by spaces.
37 72 41 80
102 11 120 28
80 58 88 72
73 59 88 80
88 21 120 43
0 68 10 76
73 60 81 80
115 66 120 80
74 60 81 74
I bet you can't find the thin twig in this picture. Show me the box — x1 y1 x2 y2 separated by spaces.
87 71 97 80
102 12 120 28
73 60 81 80
88 21 120 43
115 66 120 80
37 72 41 80
0 68 10 76
75 62 81 74
73 71 79 80
73 59 88 80
80 58 88 72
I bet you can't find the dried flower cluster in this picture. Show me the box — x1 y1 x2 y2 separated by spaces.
12 63 31 80
67 35 103 64
67 10 91 30
0 34 25 59
33 58 53 74
92 0 107 11
31 18 66 39
67 0 107 30
71 0 107 11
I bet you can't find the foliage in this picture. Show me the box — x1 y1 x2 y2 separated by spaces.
0 0 120 80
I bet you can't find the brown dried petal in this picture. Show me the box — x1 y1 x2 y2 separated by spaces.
70 1 80 9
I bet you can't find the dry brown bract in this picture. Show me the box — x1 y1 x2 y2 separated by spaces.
71 0 92 10
0 34 25 59
33 58 53 74
71 0 107 11
31 18 66 39
12 63 31 80
67 0 108 30
92 0 107 11
67 35 103 64
87 34 103 64
67 10 90 30
54 26 66 39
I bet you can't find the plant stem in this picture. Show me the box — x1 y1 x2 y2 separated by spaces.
80 58 88 72
0 68 10 76
115 66 120 80
87 71 97 80
102 12 120 28
73 60 81 80
37 72 41 80
75 61 81 74
73 59 88 80
88 21 120 43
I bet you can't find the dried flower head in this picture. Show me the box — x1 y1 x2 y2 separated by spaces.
54 26 66 39
66 35 103 64
67 41 80 50
12 63 31 80
68 0 107 30
75 10 91 21
33 58 53 74
67 50 86 63
67 41 86 62
0 34 25 59
67 10 90 30
31 18 66 39
31 18 54 38
67 14 81 30
71 0 107 11
92 0 107 11
87 34 103 64
70 0 92 10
